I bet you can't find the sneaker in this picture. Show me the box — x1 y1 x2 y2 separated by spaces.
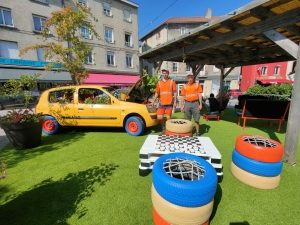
196 133 200 136
161 127 166 135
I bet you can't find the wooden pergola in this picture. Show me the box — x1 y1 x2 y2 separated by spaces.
139 0 300 164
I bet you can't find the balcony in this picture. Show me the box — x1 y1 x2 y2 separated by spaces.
125 42 133 47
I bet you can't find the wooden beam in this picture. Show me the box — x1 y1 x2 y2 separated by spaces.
283 42 300 165
224 67 235 79
283 25 300 36
219 65 225 103
154 61 163 75
145 7 300 63
263 29 298 59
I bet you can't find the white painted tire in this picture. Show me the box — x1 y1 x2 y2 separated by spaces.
166 119 193 133
230 162 280 190
151 185 213 225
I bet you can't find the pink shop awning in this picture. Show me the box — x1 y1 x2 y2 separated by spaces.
83 74 140 85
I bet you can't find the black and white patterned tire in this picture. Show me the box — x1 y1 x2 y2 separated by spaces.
152 185 213 225
166 119 193 133
230 161 280 189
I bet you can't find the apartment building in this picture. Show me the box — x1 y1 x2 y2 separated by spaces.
0 0 139 91
139 15 241 98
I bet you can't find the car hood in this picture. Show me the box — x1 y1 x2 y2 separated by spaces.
124 75 146 103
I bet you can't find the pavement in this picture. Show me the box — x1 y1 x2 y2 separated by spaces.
0 99 239 152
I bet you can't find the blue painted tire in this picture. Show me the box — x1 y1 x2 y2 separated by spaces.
232 149 283 177
42 116 60 135
152 152 217 207
125 116 145 136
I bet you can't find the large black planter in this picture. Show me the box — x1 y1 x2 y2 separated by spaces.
1 120 44 150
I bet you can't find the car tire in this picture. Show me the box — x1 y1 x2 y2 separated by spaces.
152 152 217 207
232 149 283 177
235 135 284 163
0 103 4 110
125 116 145 136
230 161 280 189
165 130 192 137
152 206 170 225
152 185 213 225
165 119 193 133
42 116 60 135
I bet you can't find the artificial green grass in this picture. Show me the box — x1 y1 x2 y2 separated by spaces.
0 108 299 225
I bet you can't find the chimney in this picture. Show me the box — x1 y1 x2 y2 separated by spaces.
204 8 212 19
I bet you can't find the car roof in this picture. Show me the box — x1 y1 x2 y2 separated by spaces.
44 85 108 92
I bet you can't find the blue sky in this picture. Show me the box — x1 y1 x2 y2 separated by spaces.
134 0 254 39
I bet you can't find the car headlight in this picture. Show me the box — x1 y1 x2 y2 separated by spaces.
146 105 157 113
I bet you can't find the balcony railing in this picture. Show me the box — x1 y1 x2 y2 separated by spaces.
125 42 133 47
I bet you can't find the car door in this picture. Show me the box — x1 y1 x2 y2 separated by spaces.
75 87 121 126
47 88 76 126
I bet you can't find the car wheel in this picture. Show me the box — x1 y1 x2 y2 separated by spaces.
0 103 4 110
152 152 217 207
235 135 284 163
230 161 280 189
42 116 60 135
152 185 213 225
232 149 283 177
125 116 145 136
166 119 193 133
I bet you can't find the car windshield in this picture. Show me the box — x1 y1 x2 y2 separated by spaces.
102 87 121 99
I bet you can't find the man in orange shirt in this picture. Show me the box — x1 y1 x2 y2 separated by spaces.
180 73 203 136
151 69 177 134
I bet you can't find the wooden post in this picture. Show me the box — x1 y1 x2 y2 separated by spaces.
219 65 225 103
283 43 300 165
154 61 163 76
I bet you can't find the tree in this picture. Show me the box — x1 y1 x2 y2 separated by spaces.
20 0 100 85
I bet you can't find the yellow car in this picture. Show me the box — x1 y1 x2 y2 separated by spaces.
35 77 158 136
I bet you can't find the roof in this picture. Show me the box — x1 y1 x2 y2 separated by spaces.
139 16 219 40
120 0 139 8
139 0 300 68
164 16 219 24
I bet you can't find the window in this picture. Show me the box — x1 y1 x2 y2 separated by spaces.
79 88 110 104
180 27 185 35
124 10 131 22
37 48 45 61
186 64 191 72
81 26 92 39
274 66 280 75
33 15 46 32
125 33 132 47
103 2 111 16
85 51 93 64
105 28 114 43
0 41 19 58
261 66 268 75
107 52 115 66
173 62 178 73
49 89 74 104
126 55 132 68
0 8 13 26
78 0 87 6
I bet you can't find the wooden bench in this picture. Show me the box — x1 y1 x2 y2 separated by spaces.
237 99 290 132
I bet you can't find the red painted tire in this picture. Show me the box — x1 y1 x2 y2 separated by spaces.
165 130 192 137
153 206 209 225
42 116 59 135
153 207 170 225
235 135 284 163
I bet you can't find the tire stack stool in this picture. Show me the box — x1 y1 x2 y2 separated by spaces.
152 152 218 225
231 135 284 189
165 119 193 137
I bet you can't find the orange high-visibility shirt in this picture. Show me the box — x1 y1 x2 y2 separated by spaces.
181 83 202 101
156 79 176 105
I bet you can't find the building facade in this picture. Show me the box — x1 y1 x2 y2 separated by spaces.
0 0 139 91
139 16 241 98
240 61 295 92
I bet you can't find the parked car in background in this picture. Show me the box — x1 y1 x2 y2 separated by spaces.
35 76 158 136
230 90 244 99
0 92 39 110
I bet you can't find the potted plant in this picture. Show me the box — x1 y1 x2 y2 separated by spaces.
0 74 44 150
216 88 232 108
